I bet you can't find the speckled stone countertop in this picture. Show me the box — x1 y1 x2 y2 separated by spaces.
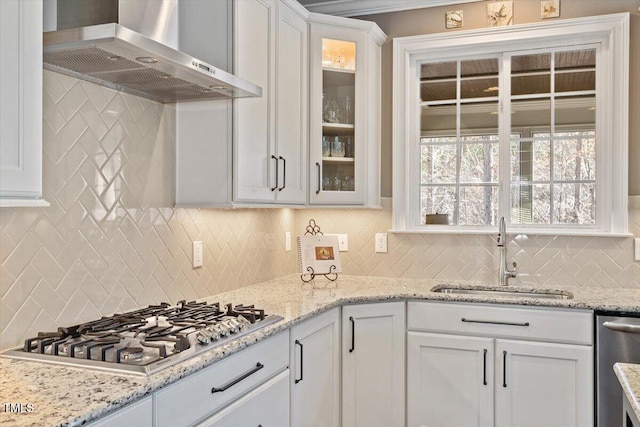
1 275 639 427
615 363 640 421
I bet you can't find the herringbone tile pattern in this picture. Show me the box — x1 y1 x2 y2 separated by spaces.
297 198 640 288
0 72 296 350
1 71 638 351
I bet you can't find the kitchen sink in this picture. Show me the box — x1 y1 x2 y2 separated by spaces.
431 286 573 300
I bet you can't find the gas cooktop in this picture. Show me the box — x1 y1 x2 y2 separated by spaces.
1 300 283 375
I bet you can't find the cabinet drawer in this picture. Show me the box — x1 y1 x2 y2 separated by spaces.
408 302 592 345
88 396 152 427
197 370 290 427
155 332 289 427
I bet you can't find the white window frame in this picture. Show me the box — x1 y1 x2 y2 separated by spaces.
392 13 629 235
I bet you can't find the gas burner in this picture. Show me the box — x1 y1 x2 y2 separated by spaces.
4 300 283 375
119 346 144 361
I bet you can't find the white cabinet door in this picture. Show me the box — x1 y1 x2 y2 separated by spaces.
0 0 47 206
198 370 290 427
342 302 405 427
290 308 340 427
407 332 494 427
234 0 307 205
87 397 152 427
273 1 307 203
495 339 594 427
234 0 276 203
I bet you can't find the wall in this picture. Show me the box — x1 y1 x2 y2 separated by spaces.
355 0 640 197
297 198 640 288
1 2 639 352
0 71 297 351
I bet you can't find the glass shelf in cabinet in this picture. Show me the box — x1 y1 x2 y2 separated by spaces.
322 156 355 163
323 66 356 74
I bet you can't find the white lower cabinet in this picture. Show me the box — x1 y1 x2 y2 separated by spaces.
87 396 153 427
407 302 594 427
495 339 593 427
154 332 289 427
197 370 290 427
407 332 494 427
342 302 405 427
290 307 341 427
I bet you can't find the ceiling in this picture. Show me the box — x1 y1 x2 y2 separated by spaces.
296 0 482 17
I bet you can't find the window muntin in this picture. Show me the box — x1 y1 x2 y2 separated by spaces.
418 47 597 228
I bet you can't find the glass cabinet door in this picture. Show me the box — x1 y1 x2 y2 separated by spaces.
310 25 368 205
321 39 356 193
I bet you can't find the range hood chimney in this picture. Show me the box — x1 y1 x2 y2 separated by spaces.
43 0 261 103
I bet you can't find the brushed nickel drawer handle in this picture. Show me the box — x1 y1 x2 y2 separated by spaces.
211 362 264 393
461 318 530 327
603 321 640 334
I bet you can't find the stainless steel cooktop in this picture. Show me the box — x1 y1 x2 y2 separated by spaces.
1 300 282 376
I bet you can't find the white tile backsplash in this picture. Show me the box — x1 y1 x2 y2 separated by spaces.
296 198 640 288
0 72 296 350
0 71 638 351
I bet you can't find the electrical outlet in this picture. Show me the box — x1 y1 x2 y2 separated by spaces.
192 241 203 268
375 233 387 253
285 232 292 252
635 238 640 262
326 234 349 251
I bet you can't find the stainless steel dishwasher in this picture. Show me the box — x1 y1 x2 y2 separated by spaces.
596 311 640 427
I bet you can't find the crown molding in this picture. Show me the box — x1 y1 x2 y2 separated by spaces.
300 0 482 17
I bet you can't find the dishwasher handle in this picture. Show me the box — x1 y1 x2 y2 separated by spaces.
603 321 640 334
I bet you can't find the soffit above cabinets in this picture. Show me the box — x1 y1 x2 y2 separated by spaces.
296 0 482 17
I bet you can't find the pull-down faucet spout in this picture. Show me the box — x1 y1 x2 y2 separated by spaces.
497 217 517 286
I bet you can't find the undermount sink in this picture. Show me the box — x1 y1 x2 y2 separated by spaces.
431 286 573 300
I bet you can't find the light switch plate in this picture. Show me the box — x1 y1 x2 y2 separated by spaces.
326 234 348 251
192 241 203 268
285 232 291 252
635 238 640 261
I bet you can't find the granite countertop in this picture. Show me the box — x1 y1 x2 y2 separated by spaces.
615 363 640 421
1 275 639 427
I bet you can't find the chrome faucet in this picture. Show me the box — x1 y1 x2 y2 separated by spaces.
497 217 517 286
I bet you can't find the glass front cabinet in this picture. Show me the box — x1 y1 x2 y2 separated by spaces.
308 17 386 206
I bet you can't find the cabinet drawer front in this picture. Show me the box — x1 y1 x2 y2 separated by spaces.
408 302 592 345
155 332 289 427
197 370 290 427
88 396 152 427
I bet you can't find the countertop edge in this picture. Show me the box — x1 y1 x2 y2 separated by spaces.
1 275 638 427
614 363 640 422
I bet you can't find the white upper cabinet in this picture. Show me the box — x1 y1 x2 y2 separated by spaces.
0 0 48 207
234 0 308 204
308 15 386 207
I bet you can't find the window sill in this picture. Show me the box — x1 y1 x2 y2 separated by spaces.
388 228 633 238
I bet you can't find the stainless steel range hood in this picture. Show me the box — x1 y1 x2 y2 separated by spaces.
43 0 261 103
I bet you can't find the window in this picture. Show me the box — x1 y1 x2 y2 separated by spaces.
393 14 629 235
